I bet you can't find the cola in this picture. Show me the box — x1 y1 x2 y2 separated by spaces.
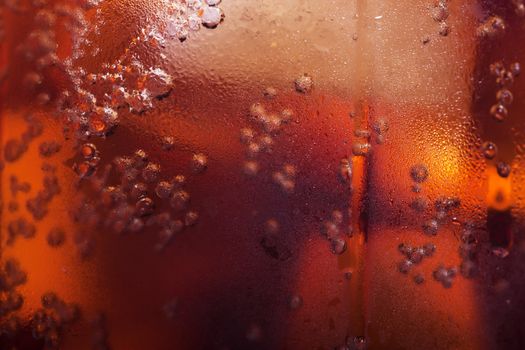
1 0 525 349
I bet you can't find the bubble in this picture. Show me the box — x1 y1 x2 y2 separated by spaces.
88 107 118 137
354 129 371 138
4 139 28 163
133 149 149 168
433 265 456 288
413 274 425 285
344 270 353 280
191 153 208 173
265 219 280 234
143 68 172 98
47 228 65 247
481 141 498 160
330 238 347 255
422 243 436 256
128 217 145 232
184 211 199 226
171 190 190 212
142 163 161 183
130 182 148 200
430 2 449 22
408 249 424 264
398 259 413 274
7 218 36 245
438 22 450 36
135 197 155 217
249 103 266 121
171 175 186 189
294 74 313 93
410 164 428 183
240 128 255 144
161 136 175 151
422 218 439 236
80 143 98 159
263 87 278 99
496 89 513 105
490 61 505 77
280 108 294 122
289 295 303 310
339 158 352 182
492 247 509 258
39 141 61 158
352 143 371 156
477 16 506 38
200 6 224 29
460 260 477 278
243 160 259 176
510 62 521 76
496 161 511 178
155 181 173 199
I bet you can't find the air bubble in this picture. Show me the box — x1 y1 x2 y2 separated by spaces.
47 228 65 247
155 181 173 199
243 161 259 176
410 164 428 183
80 143 98 159
200 6 224 29
294 74 313 93
184 211 199 226
192 153 208 173
161 136 175 151
496 161 511 178
481 141 498 160
142 163 161 183
135 197 155 217
490 103 507 121
496 89 513 105
171 190 190 211
330 238 347 255
352 143 371 156
422 218 439 236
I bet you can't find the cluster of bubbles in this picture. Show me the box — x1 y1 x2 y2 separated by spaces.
4 114 43 163
321 210 351 256
489 60 520 122
72 147 204 253
430 0 450 37
458 223 479 278
32 292 80 348
397 242 436 284
241 89 295 190
166 0 225 42
477 16 506 38
432 265 457 288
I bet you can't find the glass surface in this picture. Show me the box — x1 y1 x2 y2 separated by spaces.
1 0 525 349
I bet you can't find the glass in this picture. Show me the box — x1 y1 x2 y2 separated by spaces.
1 0 525 349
